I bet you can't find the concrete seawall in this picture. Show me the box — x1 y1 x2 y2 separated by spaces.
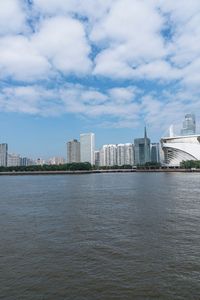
0 169 199 175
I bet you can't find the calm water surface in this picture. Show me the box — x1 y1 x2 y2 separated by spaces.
0 173 200 300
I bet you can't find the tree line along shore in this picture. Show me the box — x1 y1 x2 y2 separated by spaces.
0 161 199 174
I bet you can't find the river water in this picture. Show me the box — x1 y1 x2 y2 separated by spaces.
0 173 200 300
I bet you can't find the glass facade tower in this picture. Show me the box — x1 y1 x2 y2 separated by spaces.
134 127 150 165
181 114 196 136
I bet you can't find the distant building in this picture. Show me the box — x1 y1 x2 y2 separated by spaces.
134 127 151 165
116 143 134 166
100 147 106 166
181 114 196 136
151 143 160 163
67 139 80 163
21 157 34 166
99 143 134 167
49 157 65 165
124 143 134 166
0 143 8 167
100 144 117 166
117 144 125 166
7 153 21 167
80 133 95 165
94 151 100 167
36 158 46 166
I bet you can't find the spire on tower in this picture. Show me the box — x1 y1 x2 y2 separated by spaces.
144 126 147 139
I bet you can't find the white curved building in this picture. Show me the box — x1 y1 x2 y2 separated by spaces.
161 135 200 166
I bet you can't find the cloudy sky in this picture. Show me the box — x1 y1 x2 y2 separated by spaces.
0 0 200 158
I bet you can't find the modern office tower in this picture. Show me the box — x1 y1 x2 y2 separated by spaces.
124 143 134 165
151 143 160 163
94 151 100 167
67 139 80 163
134 127 151 165
0 143 8 167
7 153 21 167
181 114 196 136
80 133 95 165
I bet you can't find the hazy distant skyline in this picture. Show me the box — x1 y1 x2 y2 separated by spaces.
0 0 200 157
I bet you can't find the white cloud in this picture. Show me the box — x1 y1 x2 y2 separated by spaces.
0 36 51 81
33 0 113 22
0 0 27 35
134 60 181 80
32 16 92 75
1 82 200 136
92 0 167 78
0 0 200 135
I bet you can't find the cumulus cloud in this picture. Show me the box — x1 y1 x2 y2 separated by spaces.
0 36 50 81
32 16 92 75
0 0 27 35
92 0 167 79
0 0 200 133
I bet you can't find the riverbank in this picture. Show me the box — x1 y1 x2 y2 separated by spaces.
0 168 199 175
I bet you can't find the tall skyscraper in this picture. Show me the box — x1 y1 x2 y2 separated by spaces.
67 139 80 163
80 133 95 165
116 143 134 166
0 143 8 167
151 143 160 163
117 144 125 166
134 127 151 165
181 114 196 136
94 151 100 167
102 144 117 166
100 143 134 167
124 143 134 166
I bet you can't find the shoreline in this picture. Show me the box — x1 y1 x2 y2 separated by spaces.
0 169 199 175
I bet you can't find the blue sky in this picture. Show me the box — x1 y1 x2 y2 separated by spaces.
0 0 200 158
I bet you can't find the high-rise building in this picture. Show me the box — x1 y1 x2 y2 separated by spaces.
100 147 106 166
124 143 134 166
7 153 21 167
21 157 34 166
0 143 8 167
151 143 160 163
106 144 117 166
116 143 134 166
100 144 117 166
94 151 100 167
134 127 151 165
80 133 95 165
100 143 134 167
117 144 125 166
181 114 196 136
67 139 80 163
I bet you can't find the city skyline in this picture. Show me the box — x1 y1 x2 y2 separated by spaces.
0 1 200 158
1 112 200 161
